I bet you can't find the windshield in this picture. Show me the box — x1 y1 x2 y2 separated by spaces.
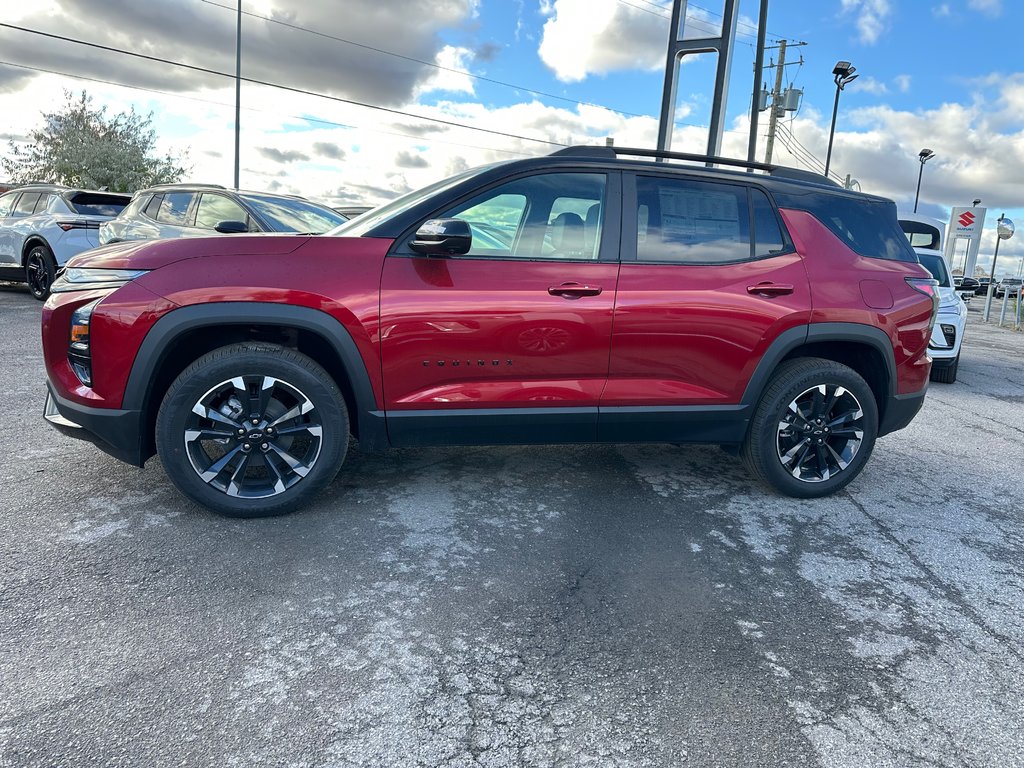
329 163 501 238
916 252 951 287
242 195 346 234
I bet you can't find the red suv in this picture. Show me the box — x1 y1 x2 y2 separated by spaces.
41 146 937 517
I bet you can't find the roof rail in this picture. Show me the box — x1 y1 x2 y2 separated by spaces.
145 182 227 190
549 145 838 186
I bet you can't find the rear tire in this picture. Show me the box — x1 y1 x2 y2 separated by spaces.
26 244 57 301
155 343 349 517
742 358 878 498
930 354 959 384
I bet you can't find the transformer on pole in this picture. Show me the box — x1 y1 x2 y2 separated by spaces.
657 0 741 158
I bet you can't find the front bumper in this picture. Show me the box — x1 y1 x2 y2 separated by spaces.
44 383 146 467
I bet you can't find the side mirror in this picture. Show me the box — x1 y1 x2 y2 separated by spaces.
410 218 471 256
214 220 249 234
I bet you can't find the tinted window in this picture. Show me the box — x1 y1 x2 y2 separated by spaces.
143 194 163 220
898 219 942 250
916 252 951 287
33 194 56 213
243 195 345 234
777 191 917 262
437 172 606 260
752 188 787 257
636 176 750 263
195 194 250 230
68 192 130 216
0 192 16 217
12 192 40 217
157 192 195 226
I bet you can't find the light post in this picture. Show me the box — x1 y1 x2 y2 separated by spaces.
233 0 242 189
824 61 858 178
983 214 1015 321
913 148 935 213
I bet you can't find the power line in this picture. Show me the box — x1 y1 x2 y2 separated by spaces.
0 59 537 159
198 0 650 120
0 22 569 148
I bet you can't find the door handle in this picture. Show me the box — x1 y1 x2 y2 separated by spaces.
747 282 794 297
548 282 603 299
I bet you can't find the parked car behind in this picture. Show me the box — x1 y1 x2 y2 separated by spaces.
0 184 130 299
100 184 347 245
995 277 1022 298
899 212 966 383
975 276 992 296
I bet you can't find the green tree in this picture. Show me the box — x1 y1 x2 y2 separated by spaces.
2 91 189 192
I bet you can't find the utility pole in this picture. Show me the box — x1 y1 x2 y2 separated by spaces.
233 0 242 189
762 40 806 165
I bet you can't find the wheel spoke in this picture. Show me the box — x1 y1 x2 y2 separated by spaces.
826 443 851 471
262 452 288 494
191 402 244 429
814 445 831 481
828 408 863 428
274 423 323 438
226 452 254 496
199 444 244 483
268 443 313 477
781 437 810 466
269 399 314 427
184 427 236 443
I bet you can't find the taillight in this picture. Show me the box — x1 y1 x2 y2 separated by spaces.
906 277 940 324
56 220 99 232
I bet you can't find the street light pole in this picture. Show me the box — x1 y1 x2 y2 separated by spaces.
233 0 242 189
824 61 858 178
983 214 1016 321
913 148 935 213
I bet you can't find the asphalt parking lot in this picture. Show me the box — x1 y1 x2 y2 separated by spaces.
1 283 1023 768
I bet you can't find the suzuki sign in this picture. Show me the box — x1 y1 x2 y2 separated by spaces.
945 205 987 277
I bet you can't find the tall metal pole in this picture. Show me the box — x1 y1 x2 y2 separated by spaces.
763 39 787 165
746 0 769 165
913 161 925 213
823 81 841 177
233 0 242 189
656 0 686 154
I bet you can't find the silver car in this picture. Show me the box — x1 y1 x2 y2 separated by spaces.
99 184 347 245
0 185 131 299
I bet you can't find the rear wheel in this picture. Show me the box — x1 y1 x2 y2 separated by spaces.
26 244 57 300
155 343 348 517
743 358 878 498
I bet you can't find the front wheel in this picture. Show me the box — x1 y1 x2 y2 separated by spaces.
26 244 57 300
742 358 878 498
155 343 349 517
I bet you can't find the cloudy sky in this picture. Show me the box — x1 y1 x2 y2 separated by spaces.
1 0 1022 275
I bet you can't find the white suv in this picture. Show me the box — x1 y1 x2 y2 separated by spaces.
0 185 130 299
899 212 966 383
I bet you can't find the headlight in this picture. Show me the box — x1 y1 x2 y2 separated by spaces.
50 267 149 293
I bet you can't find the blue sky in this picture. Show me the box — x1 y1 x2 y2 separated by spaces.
1 0 1022 274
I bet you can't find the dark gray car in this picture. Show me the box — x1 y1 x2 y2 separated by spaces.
99 184 347 244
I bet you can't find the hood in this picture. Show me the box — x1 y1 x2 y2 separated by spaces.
66 235 310 271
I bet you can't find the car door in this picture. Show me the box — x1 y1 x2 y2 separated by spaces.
153 191 199 238
0 191 19 267
379 170 621 446
600 172 811 441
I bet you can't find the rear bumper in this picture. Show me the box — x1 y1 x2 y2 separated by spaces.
879 387 927 437
44 383 146 467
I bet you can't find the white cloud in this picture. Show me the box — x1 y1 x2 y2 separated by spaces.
968 0 1002 16
850 77 888 95
840 0 893 44
893 75 912 93
933 3 951 17
538 0 668 83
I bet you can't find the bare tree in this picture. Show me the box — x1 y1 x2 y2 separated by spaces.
2 91 189 192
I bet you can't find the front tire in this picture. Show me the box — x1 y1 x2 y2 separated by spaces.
26 244 57 300
155 343 349 517
742 358 878 498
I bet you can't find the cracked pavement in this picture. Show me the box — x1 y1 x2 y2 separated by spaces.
1 284 1023 767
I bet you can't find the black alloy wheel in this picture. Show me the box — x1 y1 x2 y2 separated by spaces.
156 343 348 517
26 244 57 301
743 358 878 498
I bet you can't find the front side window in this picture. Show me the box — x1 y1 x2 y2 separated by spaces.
636 176 751 263
0 192 16 218
195 194 250 230
157 192 195 226
436 172 606 260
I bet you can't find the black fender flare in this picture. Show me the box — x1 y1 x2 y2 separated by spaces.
123 302 387 451
22 235 53 266
740 321 898 406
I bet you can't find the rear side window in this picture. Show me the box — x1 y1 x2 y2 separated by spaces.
778 191 917 262
157 192 195 226
68 192 130 216
752 188 787 257
635 176 751 263
34 193 56 213
12 192 39 217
